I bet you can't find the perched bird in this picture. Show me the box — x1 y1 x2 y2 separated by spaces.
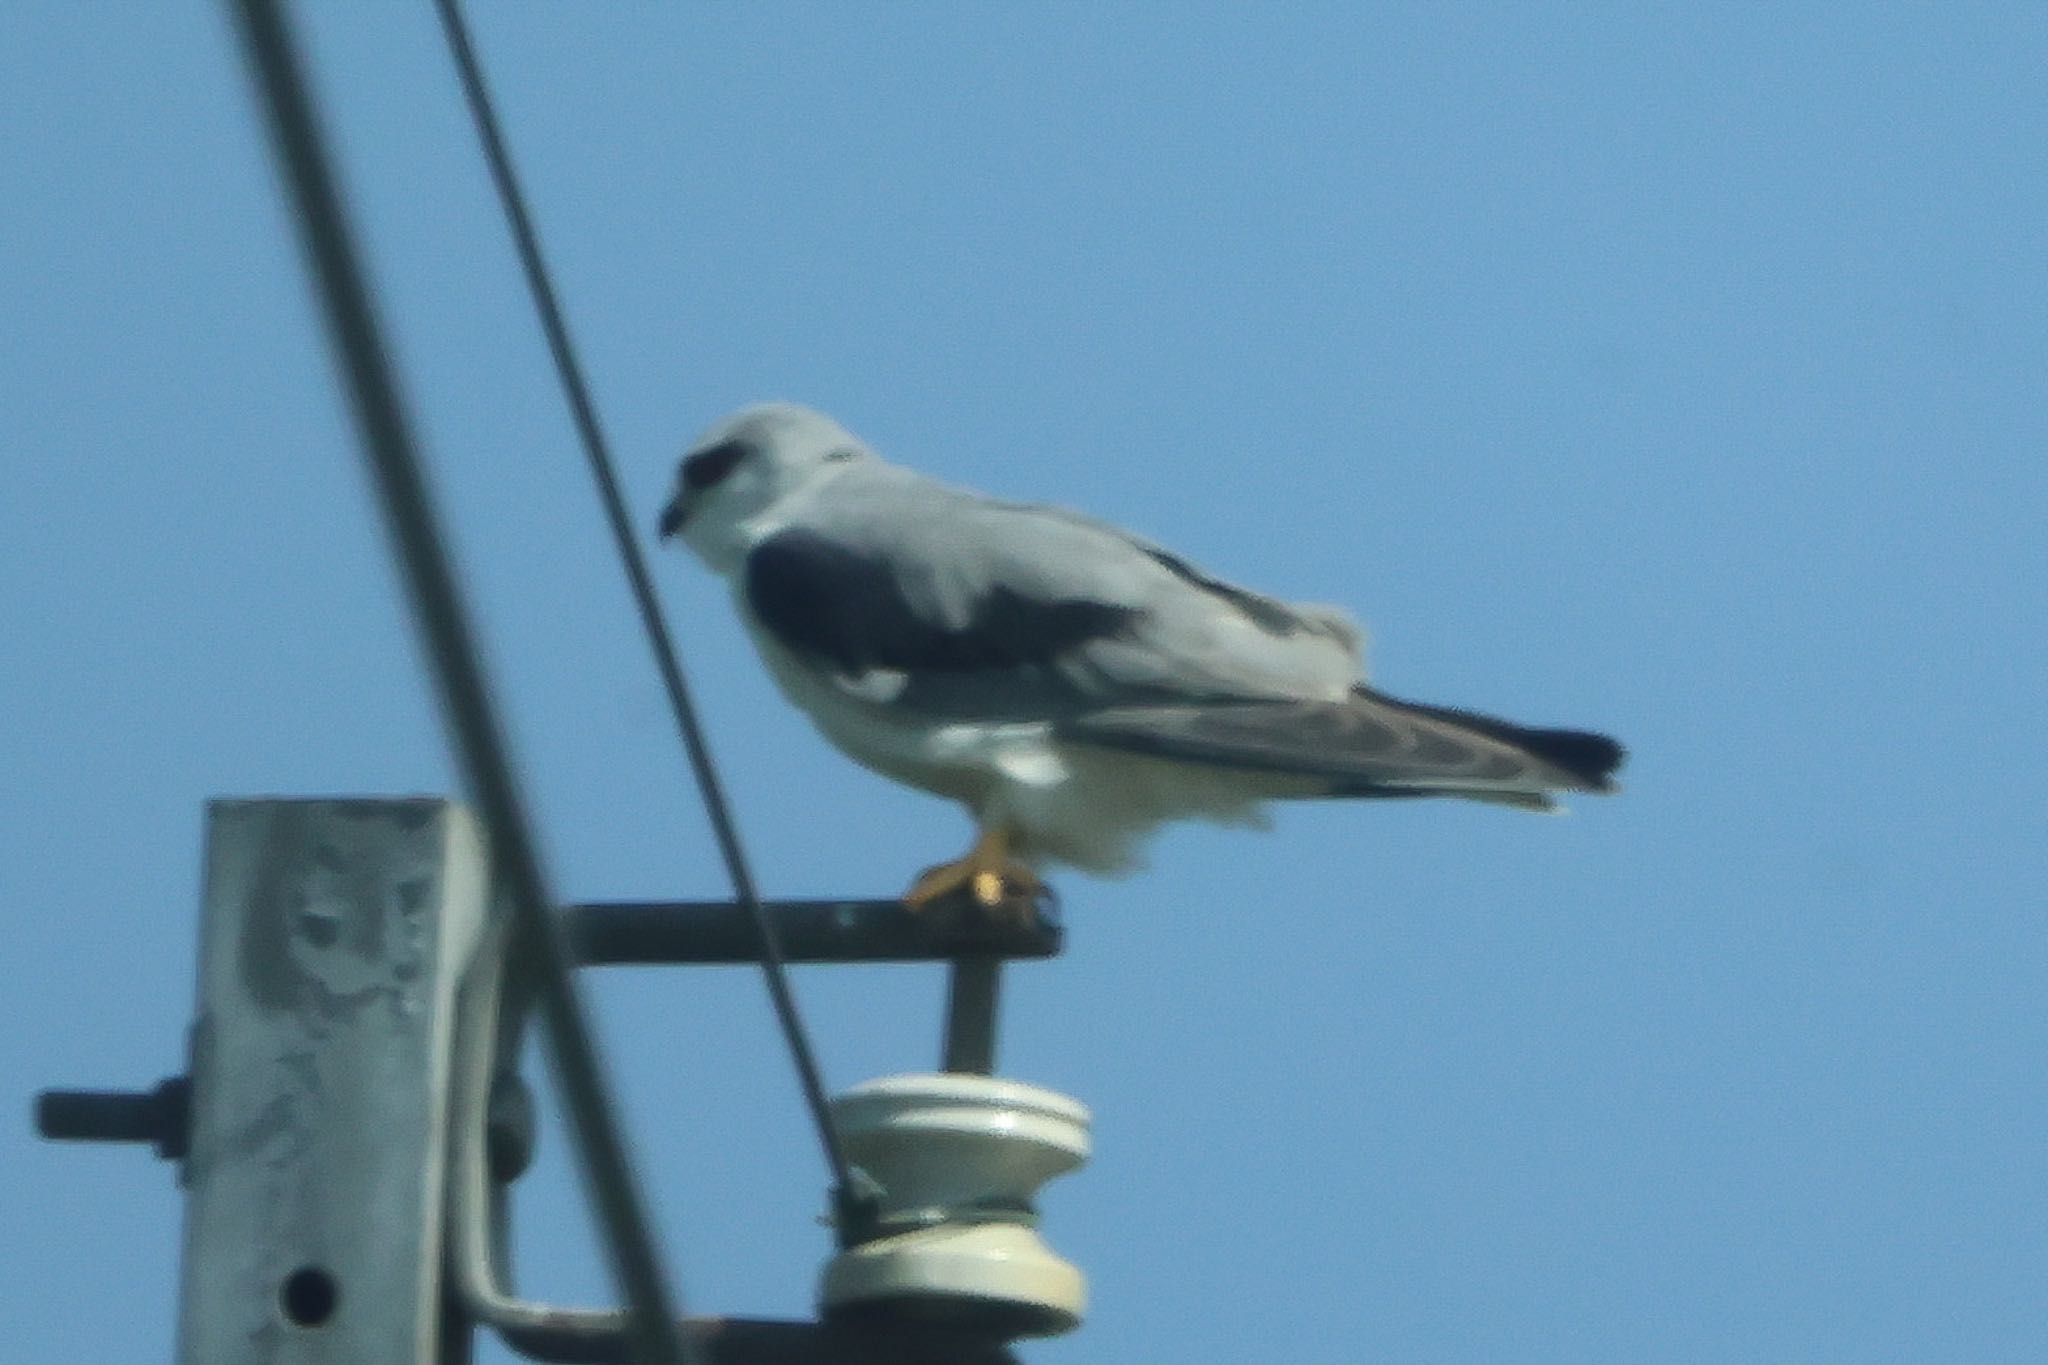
658 403 1623 909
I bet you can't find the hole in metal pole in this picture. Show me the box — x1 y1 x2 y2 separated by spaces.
280 1266 339 1327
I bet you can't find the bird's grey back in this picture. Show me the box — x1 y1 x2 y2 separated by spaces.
759 463 1365 717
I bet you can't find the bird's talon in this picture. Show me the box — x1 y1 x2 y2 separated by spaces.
903 862 969 909
903 846 1043 919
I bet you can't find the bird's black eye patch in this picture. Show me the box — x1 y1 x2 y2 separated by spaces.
825 446 859 462
682 439 748 491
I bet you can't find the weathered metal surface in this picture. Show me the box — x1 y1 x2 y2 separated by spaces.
175 798 486 1365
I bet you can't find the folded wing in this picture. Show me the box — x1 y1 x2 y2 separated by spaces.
1061 685 1624 808
743 475 1361 719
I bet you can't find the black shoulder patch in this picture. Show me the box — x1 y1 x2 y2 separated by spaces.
746 529 1140 675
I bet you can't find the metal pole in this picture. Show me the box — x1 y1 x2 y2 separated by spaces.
567 900 1062 967
941 961 1004 1076
173 799 486 1364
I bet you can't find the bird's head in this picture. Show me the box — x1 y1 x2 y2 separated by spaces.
657 402 872 573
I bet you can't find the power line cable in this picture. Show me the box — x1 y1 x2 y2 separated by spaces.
224 3 698 1361
428 0 863 1216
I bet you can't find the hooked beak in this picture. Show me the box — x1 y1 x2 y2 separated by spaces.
657 489 690 541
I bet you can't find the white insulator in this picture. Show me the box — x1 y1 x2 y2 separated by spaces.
819 1073 1090 1337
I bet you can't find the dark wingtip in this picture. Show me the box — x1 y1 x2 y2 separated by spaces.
1353 685 1626 791
1518 727 1626 790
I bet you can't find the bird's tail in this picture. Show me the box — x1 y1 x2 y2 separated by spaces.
1058 685 1625 811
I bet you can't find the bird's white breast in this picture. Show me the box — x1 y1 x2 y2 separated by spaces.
735 597 1060 802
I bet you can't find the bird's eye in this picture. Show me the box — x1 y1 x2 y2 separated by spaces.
825 446 859 462
682 439 748 491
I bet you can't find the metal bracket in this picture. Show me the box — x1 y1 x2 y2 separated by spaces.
454 891 1062 1363
30 805 1067 1364
35 1075 191 1163
563 894 1059 1081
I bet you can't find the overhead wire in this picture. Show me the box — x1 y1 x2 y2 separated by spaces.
223 2 698 1361
428 0 863 1217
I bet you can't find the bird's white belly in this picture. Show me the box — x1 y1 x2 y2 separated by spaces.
744 625 1042 800
746 622 1270 874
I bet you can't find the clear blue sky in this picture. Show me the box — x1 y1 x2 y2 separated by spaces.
5 4 2045 1361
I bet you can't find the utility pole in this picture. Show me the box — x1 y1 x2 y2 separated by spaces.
177 799 486 1363
41 798 486 1363
37 796 1074 1364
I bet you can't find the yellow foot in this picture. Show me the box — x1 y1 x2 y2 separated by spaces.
903 855 1044 910
902 826 1044 911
